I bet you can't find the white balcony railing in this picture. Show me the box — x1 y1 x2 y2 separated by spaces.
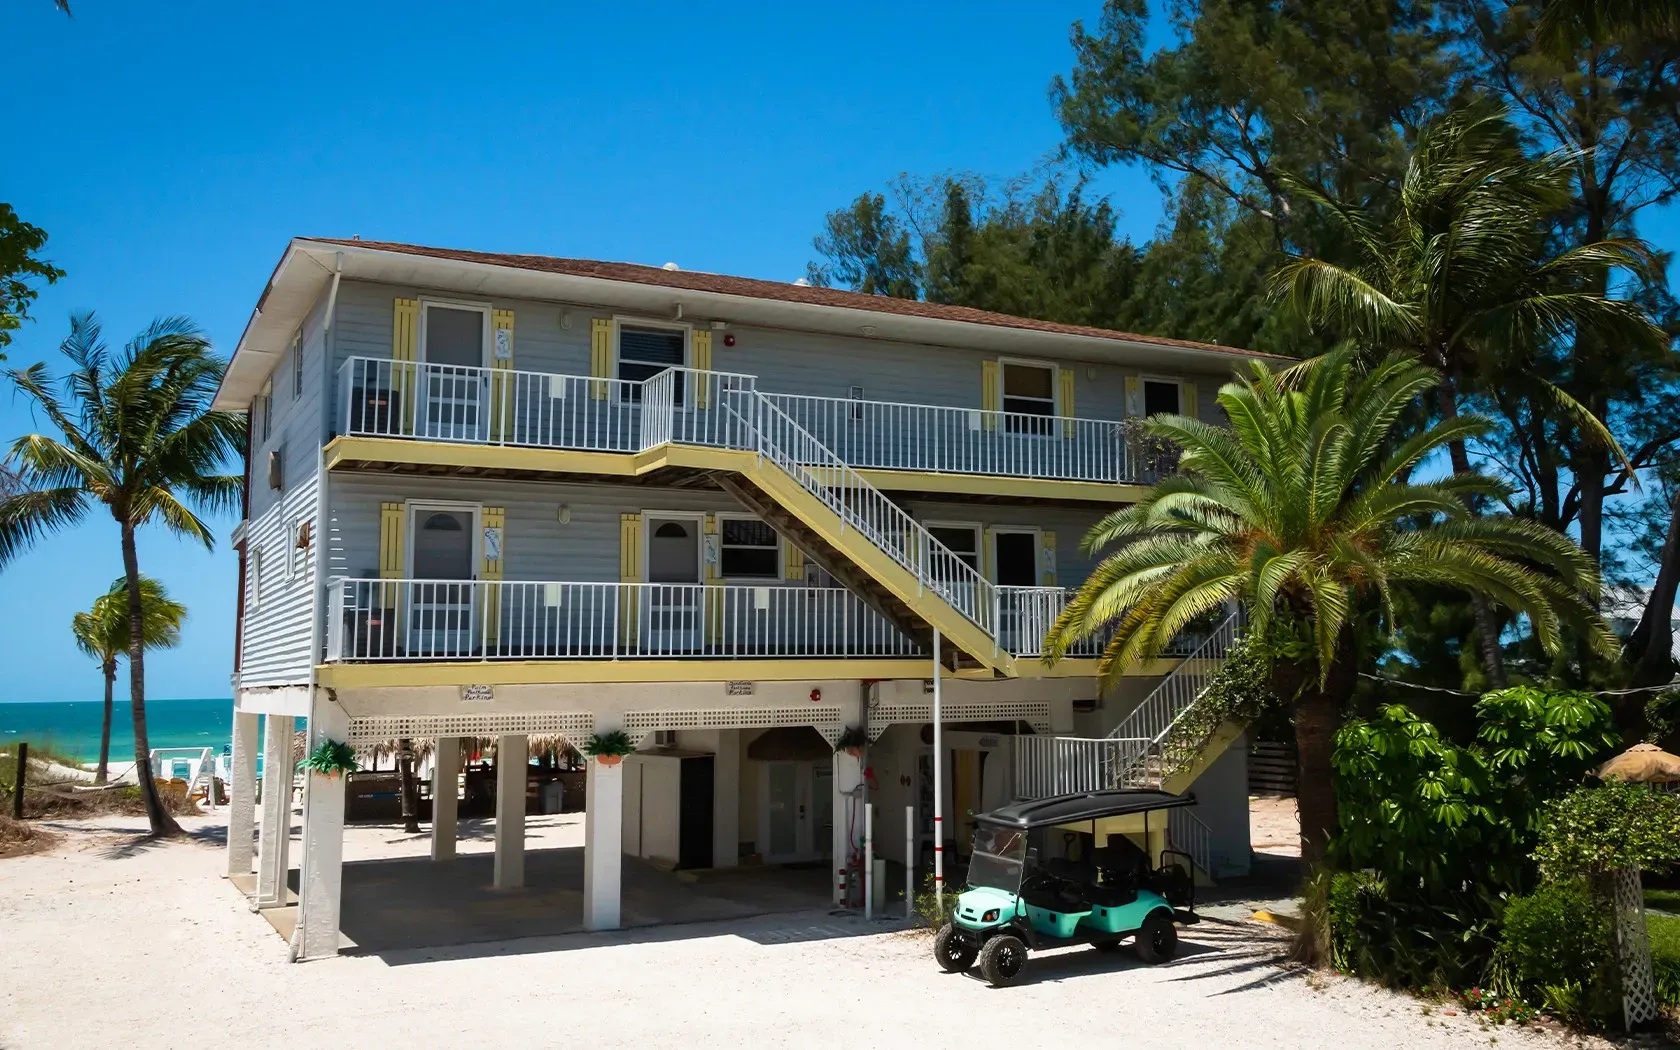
325 578 924 662
762 392 1133 483
335 357 1135 486
337 357 647 451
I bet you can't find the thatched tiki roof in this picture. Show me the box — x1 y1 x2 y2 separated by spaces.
1596 742 1680 784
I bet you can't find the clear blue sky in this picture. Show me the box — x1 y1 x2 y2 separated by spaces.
1 1 1170 702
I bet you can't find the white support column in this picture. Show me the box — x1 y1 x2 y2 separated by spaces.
431 736 460 861
932 628 945 908
254 714 295 907
712 729 740 869
831 685 866 905
296 692 349 960
493 734 527 890
225 709 260 879
584 755 624 930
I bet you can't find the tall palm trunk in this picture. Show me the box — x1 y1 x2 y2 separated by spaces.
398 737 420 834
122 521 180 836
1433 379 1508 688
1629 487 1680 688
1277 630 1360 870
94 660 115 785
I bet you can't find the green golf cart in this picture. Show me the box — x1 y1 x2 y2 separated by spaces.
934 789 1200 987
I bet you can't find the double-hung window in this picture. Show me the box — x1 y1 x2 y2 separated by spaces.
926 524 981 573
618 324 686 402
290 332 303 402
1001 361 1056 435
719 518 780 579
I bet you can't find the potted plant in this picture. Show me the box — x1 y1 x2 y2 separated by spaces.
583 730 634 766
835 726 869 759
298 739 358 780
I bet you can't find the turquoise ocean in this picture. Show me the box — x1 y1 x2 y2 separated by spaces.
0 698 235 764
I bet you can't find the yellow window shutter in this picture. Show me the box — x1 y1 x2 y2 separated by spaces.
1125 375 1142 417
619 512 641 647
981 527 996 582
490 311 515 440
379 502 406 578
393 300 419 434
482 507 505 647
392 299 418 362
1059 368 1077 437
784 542 805 581
703 514 722 642
1040 531 1058 587
981 360 1000 431
1182 380 1198 420
591 318 613 400
692 330 712 408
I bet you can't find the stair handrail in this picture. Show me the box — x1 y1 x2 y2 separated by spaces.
1104 610 1241 783
726 383 999 639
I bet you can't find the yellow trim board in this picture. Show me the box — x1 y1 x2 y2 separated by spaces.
317 658 936 690
325 436 1144 504
856 468 1146 504
1160 719 1246 795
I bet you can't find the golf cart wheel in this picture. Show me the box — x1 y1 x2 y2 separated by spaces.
1092 938 1124 953
1135 913 1178 964
978 933 1028 987
934 923 977 972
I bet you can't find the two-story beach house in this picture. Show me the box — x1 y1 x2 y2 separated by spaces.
218 238 1267 958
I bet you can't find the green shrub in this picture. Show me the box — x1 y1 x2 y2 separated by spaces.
1651 912 1680 1007
1495 879 1619 1026
911 873 956 930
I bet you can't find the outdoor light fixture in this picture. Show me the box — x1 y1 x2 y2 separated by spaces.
557 504 572 525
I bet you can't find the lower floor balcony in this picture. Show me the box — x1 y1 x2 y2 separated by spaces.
326 578 927 663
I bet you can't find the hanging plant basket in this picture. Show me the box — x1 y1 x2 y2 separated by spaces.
834 726 869 758
298 739 359 779
583 730 634 765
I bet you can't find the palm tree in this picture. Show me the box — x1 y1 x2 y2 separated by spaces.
72 576 186 785
1 314 244 835
1046 351 1612 867
1272 105 1665 687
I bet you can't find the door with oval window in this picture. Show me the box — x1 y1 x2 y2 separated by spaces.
643 515 702 653
409 506 477 657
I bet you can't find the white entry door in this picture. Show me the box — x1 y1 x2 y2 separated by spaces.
408 506 477 657
643 515 702 653
760 761 833 863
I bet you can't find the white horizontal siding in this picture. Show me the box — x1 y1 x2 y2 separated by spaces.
240 476 319 686
250 292 328 521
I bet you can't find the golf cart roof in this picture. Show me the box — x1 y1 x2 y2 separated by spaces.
976 790 1197 830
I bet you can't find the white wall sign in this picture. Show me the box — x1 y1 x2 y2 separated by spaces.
725 681 755 696
494 327 512 361
704 534 719 566
483 526 503 560
461 684 495 703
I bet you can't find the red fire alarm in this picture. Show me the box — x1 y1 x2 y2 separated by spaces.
723 333 736 347
809 687 822 703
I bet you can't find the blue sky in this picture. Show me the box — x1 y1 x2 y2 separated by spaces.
1 1 1167 702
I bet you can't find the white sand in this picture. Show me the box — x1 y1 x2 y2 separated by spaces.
0 812 1623 1050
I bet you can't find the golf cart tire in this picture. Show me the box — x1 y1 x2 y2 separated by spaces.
934 923 977 972
979 933 1029 987
1092 938 1124 953
1135 912 1178 964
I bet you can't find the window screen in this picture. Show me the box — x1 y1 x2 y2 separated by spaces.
618 325 686 401
291 334 303 401
720 518 780 578
424 306 485 368
1143 380 1181 417
927 525 980 571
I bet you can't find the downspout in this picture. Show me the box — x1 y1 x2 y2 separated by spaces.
292 253 341 963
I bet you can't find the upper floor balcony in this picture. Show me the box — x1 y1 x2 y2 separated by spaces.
334 357 1143 486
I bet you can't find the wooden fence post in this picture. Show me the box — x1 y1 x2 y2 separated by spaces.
11 741 26 819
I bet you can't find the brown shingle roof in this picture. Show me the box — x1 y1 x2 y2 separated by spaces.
308 238 1283 360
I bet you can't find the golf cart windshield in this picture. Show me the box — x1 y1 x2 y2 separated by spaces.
966 825 1027 892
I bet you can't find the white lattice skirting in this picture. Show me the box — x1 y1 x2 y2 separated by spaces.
625 706 847 745
1611 866 1659 1030
347 712 596 745
866 699 1052 739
